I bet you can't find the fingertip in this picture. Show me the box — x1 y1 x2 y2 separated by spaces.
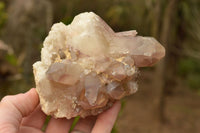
113 101 121 109
28 88 37 94
91 101 121 133
26 88 39 100
26 88 39 106
103 101 121 115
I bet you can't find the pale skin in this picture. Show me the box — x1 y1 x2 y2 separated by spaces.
0 88 121 133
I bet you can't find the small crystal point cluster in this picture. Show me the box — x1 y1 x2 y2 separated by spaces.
33 12 165 119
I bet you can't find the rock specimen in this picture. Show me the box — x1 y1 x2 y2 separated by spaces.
33 12 165 119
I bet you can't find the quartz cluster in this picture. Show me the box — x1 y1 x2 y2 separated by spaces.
33 12 165 119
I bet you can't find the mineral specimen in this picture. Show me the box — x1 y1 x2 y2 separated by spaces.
33 12 165 119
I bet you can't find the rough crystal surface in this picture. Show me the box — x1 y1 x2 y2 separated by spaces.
33 12 165 119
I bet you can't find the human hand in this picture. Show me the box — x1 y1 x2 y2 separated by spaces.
0 88 121 133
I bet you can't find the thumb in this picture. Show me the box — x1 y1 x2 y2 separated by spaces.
0 88 39 132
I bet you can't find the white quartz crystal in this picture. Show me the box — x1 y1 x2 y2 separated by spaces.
33 12 165 119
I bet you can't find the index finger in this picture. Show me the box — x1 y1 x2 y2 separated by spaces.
91 101 121 133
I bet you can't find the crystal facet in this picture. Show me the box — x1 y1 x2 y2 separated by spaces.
33 12 165 119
